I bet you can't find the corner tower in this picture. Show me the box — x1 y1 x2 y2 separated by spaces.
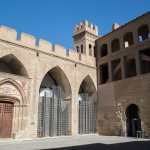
73 20 98 57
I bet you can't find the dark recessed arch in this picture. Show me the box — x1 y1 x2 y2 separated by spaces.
0 54 29 77
124 32 134 48
126 104 141 137
78 75 96 95
40 66 71 98
138 24 149 42
111 38 120 53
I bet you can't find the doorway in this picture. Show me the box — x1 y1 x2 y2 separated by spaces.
0 101 14 138
126 104 141 137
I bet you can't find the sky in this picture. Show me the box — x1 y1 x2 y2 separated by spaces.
0 0 150 50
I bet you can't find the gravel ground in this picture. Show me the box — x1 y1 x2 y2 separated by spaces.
0 134 149 150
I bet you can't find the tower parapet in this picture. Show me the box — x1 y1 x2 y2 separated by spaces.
73 20 98 60
74 20 98 36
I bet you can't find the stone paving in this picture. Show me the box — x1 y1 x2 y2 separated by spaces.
0 134 149 150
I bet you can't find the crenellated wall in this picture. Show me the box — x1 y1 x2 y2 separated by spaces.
0 26 96 67
0 25 97 139
74 20 98 36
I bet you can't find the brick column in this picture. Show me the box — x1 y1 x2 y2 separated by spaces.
120 36 124 50
107 41 111 55
97 65 100 85
108 61 112 82
133 29 139 44
121 56 125 79
135 51 141 75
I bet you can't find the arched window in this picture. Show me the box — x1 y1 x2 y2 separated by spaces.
111 38 120 53
94 46 96 58
138 24 149 42
76 46 79 53
124 32 134 48
81 45 83 53
0 54 28 77
89 44 92 56
100 44 108 57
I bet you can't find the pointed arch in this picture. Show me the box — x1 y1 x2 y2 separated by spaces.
38 65 72 137
0 78 26 103
78 75 96 95
40 65 71 96
77 75 96 134
0 54 29 77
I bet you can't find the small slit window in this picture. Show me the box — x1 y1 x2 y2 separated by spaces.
89 44 92 56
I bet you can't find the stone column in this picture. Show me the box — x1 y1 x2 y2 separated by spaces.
71 66 78 136
71 89 78 136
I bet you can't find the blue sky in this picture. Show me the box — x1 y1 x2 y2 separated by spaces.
0 0 150 49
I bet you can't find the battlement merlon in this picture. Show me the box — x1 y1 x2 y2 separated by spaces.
0 25 96 67
74 20 98 36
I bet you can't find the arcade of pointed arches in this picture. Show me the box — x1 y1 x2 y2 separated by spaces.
0 54 97 138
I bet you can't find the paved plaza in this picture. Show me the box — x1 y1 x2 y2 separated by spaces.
0 134 150 150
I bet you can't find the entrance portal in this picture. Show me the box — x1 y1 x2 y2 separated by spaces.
126 104 141 137
0 101 13 138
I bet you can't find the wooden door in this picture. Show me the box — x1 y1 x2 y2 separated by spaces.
0 102 13 138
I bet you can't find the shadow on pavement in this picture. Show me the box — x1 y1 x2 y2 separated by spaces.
42 141 150 150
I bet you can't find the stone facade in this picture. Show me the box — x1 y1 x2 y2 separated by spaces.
96 11 150 137
0 21 97 139
0 11 149 139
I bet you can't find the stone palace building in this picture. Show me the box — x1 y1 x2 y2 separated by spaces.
0 11 149 139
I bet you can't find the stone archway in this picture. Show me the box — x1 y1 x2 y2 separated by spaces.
126 104 141 137
0 79 26 138
37 66 72 137
0 54 29 77
78 75 97 134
